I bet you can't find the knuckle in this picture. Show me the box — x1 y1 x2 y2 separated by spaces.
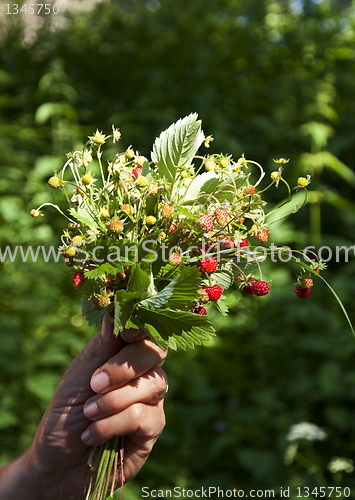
91 418 108 442
150 367 168 399
129 403 148 424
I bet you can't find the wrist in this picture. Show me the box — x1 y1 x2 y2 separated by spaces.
0 446 41 500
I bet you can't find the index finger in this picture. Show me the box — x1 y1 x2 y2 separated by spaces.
90 337 167 394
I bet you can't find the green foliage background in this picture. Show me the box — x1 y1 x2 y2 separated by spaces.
1 0 355 497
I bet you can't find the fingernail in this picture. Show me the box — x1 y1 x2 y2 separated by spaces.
91 372 110 393
83 401 100 419
81 428 91 444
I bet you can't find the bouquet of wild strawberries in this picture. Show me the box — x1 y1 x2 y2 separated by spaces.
30 114 349 499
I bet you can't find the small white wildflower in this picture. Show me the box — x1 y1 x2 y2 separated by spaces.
89 129 107 147
204 135 214 148
327 457 354 474
286 422 328 442
112 125 121 143
83 150 93 167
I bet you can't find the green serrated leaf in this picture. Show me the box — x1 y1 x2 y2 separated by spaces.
215 295 229 316
84 262 123 280
151 113 204 189
210 261 235 290
141 267 201 310
183 171 218 202
138 306 215 350
81 294 107 327
69 207 98 230
114 290 142 333
127 264 151 294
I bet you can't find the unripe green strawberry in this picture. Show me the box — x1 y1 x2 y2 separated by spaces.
146 215 157 226
137 176 149 187
198 288 210 304
219 158 229 169
100 208 110 218
122 204 133 214
205 158 216 172
198 214 214 232
161 204 175 218
72 235 85 247
48 176 60 188
92 295 111 309
300 277 313 289
109 220 124 233
136 156 148 167
82 172 92 185
148 184 159 195
30 209 41 218
251 227 269 243
125 148 135 159
169 252 183 266
214 208 229 226
66 247 76 257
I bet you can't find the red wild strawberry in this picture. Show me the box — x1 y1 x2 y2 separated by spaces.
195 306 207 316
205 285 223 301
132 166 142 179
73 272 86 289
214 208 229 226
253 229 269 243
239 238 249 247
242 281 255 294
250 281 269 296
169 223 177 233
200 257 218 273
242 280 269 296
169 252 183 266
245 185 256 195
295 284 311 299
220 237 235 250
198 214 214 232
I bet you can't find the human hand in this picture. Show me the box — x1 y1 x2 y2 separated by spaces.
0 315 167 500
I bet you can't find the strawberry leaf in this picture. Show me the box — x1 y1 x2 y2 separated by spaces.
137 306 215 350
114 290 142 333
210 261 236 290
84 262 124 280
215 294 229 316
127 264 151 295
81 294 108 327
69 207 98 230
151 113 204 190
140 267 201 311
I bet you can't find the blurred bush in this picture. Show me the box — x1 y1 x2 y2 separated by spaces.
1 0 355 498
